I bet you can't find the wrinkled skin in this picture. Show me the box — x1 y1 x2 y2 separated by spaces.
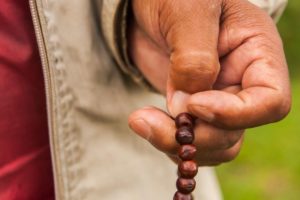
128 0 291 166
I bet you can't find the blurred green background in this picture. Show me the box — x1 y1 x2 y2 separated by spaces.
217 1 300 199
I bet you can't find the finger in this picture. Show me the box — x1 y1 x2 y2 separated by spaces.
216 0 284 88
187 1 291 129
161 0 222 116
164 0 221 92
194 121 244 151
197 135 244 166
170 133 244 166
214 44 252 90
188 86 290 129
128 107 244 156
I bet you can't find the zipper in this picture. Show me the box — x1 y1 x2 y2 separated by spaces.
29 1 62 199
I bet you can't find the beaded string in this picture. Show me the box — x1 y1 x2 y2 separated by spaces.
173 113 198 200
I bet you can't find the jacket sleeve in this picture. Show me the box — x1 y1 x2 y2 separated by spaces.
249 0 288 22
99 0 288 89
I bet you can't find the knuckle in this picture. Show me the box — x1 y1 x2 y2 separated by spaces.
270 92 292 122
277 96 292 120
220 131 243 149
221 152 237 163
219 147 240 163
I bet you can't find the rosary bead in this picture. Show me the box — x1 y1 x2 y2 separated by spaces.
176 178 196 194
175 113 194 128
175 127 194 145
174 113 198 199
173 191 193 200
178 160 198 178
178 144 197 161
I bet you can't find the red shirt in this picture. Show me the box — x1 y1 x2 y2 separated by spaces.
0 1 54 199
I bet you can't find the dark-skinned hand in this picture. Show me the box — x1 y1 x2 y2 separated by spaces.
128 0 291 166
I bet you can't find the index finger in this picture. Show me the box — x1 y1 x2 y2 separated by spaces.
187 0 291 129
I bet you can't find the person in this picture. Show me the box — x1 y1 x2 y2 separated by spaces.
0 0 290 199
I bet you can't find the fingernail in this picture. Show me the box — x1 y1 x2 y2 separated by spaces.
168 90 190 117
129 119 152 141
189 105 215 122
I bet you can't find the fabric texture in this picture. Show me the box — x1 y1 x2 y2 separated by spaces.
250 0 287 21
0 1 54 199
100 0 155 91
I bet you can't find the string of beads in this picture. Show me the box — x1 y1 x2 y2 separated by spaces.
173 113 198 200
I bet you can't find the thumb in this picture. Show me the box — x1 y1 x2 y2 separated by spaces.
163 0 222 116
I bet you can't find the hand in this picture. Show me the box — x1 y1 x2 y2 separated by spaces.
128 0 291 166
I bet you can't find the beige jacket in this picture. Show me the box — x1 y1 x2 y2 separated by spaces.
29 0 287 200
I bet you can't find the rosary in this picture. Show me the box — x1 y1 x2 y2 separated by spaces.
173 113 197 200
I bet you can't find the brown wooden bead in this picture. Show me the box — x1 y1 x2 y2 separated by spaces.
175 127 194 145
178 160 198 178
175 113 194 128
175 113 197 198
173 191 193 200
178 145 197 161
176 178 196 194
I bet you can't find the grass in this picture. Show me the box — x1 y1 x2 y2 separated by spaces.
217 1 300 199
